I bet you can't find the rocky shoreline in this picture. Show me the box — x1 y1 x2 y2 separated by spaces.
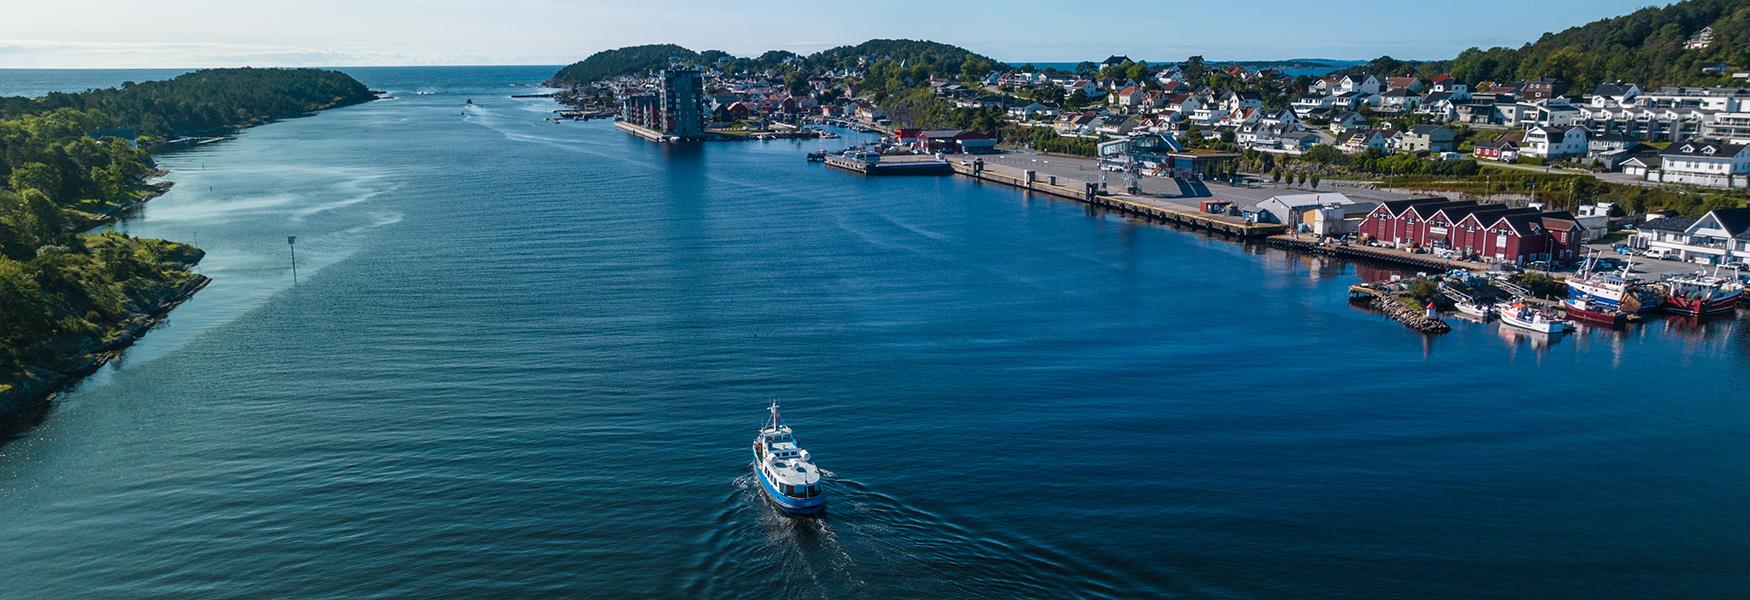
0 266 210 423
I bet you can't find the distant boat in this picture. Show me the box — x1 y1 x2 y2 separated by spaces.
1497 301 1573 333
752 402 826 516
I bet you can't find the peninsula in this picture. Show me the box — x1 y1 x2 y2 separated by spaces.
0 68 377 421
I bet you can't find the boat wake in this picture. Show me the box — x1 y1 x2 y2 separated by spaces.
681 467 1159 598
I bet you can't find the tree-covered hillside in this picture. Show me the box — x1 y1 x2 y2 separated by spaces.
805 39 1002 80
548 39 1005 88
0 68 375 138
1443 0 1750 88
1 68 374 393
548 44 700 86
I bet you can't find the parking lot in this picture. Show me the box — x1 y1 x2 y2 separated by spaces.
1581 241 1741 279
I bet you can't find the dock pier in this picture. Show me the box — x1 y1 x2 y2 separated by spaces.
825 154 952 175
948 160 1285 239
614 121 673 143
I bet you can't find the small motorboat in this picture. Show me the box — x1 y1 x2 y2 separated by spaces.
751 402 826 516
1496 300 1573 333
1454 300 1494 319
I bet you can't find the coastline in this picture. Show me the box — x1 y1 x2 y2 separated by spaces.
1 96 378 427
0 264 210 424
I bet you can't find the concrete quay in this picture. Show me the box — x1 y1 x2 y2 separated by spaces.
947 158 1286 239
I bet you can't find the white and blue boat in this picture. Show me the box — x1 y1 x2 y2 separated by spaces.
1566 253 1657 313
752 402 826 515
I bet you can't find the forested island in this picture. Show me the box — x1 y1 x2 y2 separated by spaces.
0 68 375 418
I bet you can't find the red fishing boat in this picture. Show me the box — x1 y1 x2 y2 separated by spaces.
1661 270 1743 317
1562 298 1627 328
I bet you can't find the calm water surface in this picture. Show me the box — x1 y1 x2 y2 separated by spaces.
0 66 1746 598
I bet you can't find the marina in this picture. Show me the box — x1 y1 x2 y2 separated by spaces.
1 67 1747 599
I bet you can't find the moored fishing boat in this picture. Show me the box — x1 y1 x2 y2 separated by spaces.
1562 298 1627 328
1454 300 1494 319
1496 300 1573 333
751 402 826 515
1566 253 1657 314
1661 270 1743 316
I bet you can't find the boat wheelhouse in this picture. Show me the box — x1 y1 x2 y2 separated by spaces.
752 402 826 515
1566 252 1658 313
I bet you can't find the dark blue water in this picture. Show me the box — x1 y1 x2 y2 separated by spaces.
1 66 1746 598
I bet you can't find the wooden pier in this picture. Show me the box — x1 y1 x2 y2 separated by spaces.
949 161 1286 239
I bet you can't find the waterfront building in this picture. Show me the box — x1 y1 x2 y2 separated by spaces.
617 68 707 139
1636 207 1750 264
1357 198 1581 264
1256 193 1376 235
658 68 706 138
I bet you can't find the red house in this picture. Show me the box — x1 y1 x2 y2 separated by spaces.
1359 197 1581 265
1472 140 1517 160
1357 197 1456 246
1540 212 1586 262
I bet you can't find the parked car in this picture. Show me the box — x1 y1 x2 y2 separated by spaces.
1642 248 1675 260
1723 261 1747 270
1593 258 1621 270
1614 245 1634 255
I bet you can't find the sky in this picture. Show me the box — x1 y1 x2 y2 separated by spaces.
0 0 1667 69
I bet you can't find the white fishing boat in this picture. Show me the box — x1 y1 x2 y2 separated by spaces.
1496 301 1573 333
1454 300 1494 319
751 402 826 515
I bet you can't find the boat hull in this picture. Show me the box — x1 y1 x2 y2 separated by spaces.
753 446 826 516
1662 292 1741 316
1563 303 1627 328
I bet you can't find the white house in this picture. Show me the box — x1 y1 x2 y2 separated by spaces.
1377 88 1420 112
1522 125 1589 159
1338 129 1390 154
1292 94 1334 117
1340 74 1381 95
1223 91 1263 113
1635 207 1750 264
1330 111 1369 134
1646 139 1750 188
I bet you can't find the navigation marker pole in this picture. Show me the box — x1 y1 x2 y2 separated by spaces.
288 236 298 285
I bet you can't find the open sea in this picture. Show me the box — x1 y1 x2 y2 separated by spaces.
0 66 1746 598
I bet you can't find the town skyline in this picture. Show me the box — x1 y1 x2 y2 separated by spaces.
3 0 1662 69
